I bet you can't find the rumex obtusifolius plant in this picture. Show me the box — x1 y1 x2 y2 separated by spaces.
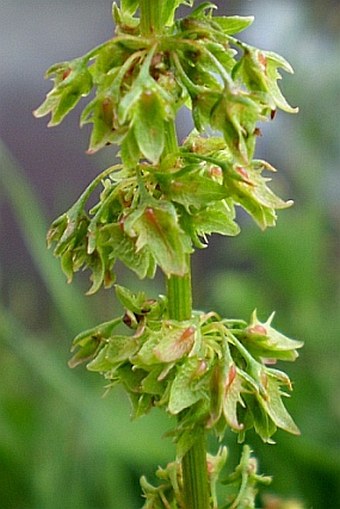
34 1 303 507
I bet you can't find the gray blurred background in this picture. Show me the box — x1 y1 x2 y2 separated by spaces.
1 1 340 508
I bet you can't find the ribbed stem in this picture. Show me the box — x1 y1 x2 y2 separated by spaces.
166 262 210 509
166 260 192 321
182 431 210 509
140 0 163 36
165 120 179 155
129 0 211 502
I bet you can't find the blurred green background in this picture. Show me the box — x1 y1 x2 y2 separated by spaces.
1 1 340 507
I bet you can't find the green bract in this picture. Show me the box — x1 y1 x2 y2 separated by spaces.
35 1 301 507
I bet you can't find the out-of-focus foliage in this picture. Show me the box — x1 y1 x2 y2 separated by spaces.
1 1 340 508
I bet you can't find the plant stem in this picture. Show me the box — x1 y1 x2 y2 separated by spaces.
167 266 210 509
139 0 163 35
165 120 180 155
162 114 211 509
181 430 210 509
167 269 210 509
139 0 211 502
166 260 192 321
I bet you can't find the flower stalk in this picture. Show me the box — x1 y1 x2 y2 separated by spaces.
167 264 210 509
140 0 164 36
35 1 302 507
181 429 210 509
166 267 192 323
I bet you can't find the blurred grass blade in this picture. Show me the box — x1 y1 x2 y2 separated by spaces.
0 303 173 467
0 138 93 333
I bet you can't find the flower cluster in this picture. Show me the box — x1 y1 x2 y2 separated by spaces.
69 286 303 451
35 2 301 506
34 3 296 167
47 132 292 293
36 4 296 292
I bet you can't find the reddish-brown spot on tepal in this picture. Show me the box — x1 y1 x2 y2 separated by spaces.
174 326 196 356
141 90 153 106
102 98 111 110
145 207 156 223
141 299 156 314
207 459 214 476
144 207 171 247
209 166 223 178
263 358 277 366
179 326 196 343
258 52 267 71
104 270 114 288
248 325 267 336
171 180 184 191
118 216 125 231
102 98 113 123
227 364 237 388
236 166 252 184
191 359 208 380
62 68 72 80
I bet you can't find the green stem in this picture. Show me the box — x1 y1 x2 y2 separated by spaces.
135 0 212 481
137 5 210 497
182 431 210 509
140 0 163 36
166 259 192 321
165 120 180 156
167 265 210 509
164 121 210 507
